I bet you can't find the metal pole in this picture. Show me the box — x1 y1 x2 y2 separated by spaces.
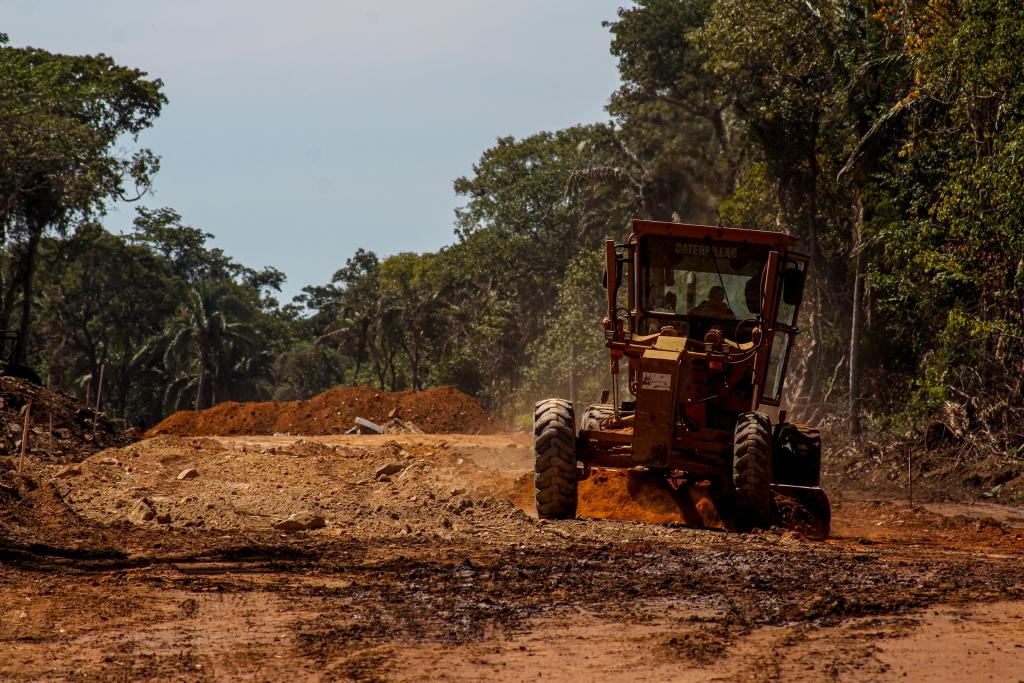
612 371 619 419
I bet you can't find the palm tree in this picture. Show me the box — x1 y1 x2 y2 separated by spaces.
143 282 265 411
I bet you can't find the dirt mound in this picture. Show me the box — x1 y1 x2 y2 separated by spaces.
0 376 135 462
146 385 501 437
52 436 534 542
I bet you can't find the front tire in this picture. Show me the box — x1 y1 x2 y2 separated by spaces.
534 399 577 519
733 412 773 531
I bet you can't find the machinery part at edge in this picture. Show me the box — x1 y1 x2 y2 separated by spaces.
772 422 822 487
534 399 578 519
771 484 831 539
733 411 773 531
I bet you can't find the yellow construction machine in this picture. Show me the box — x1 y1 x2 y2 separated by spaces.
534 219 830 533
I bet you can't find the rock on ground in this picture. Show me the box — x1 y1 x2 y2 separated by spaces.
127 499 155 525
273 512 326 532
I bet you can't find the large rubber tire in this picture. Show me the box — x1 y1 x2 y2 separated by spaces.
772 423 822 487
580 404 615 431
733 412 773 531
534 399 578 519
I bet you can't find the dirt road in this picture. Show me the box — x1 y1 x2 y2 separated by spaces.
2 432 1023 681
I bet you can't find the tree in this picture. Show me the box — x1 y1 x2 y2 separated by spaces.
34 222 175 421
699 1 854 402
450 126 632 412
300 248 383 387
156 282 266 411
271 340 346 401
122 207 288 413
377 252 460 391
0 41 165 362
603 0 740 220
869 0 1024 427
516 248 610 411
128 207 241 285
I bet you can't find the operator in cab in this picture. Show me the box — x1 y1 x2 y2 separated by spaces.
688 285 735 320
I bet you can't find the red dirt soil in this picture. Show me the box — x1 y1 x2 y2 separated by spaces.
577 470 725 528
145 385 501 437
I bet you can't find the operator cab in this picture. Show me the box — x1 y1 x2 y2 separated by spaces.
638 235 769 342
621 221 808 406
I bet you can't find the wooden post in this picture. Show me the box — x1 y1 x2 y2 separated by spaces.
18 401 31 473
908 449 913 508
47 373 53 460
95 362 105 413
93 362 105 441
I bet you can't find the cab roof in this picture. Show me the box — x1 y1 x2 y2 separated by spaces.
630 219 797 252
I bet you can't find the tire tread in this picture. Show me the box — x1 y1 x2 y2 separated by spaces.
733 411 772 531
534 399 577 519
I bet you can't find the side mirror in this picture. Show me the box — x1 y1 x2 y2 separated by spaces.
782 267 805 306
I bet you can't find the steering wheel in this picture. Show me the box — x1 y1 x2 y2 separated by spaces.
732 318 759 344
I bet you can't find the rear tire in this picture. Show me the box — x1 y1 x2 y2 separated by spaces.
772 423 822 487
534 399 577 519
733 412 773 531
580 404 614 431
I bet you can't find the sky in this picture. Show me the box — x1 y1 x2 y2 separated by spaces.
1 1 627 301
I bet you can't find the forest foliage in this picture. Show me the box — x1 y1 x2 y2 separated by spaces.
3 2 1024 439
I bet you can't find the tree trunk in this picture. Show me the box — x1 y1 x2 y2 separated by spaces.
803 146 826 410
117 362 131 423
849 196 864 438
409 335 420 391
196 341 213 410
196 364 207 410
353 321 367 380
368 339 386 388
568 338 576 410
387 354 398 391
14 223 42 365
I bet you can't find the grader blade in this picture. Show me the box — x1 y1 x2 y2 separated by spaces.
577 470 726 530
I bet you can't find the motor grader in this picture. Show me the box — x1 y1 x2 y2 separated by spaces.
533 219 830 533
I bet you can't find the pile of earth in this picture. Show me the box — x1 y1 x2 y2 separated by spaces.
44 436 535 542
146 385 501 437
0 376 135 463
